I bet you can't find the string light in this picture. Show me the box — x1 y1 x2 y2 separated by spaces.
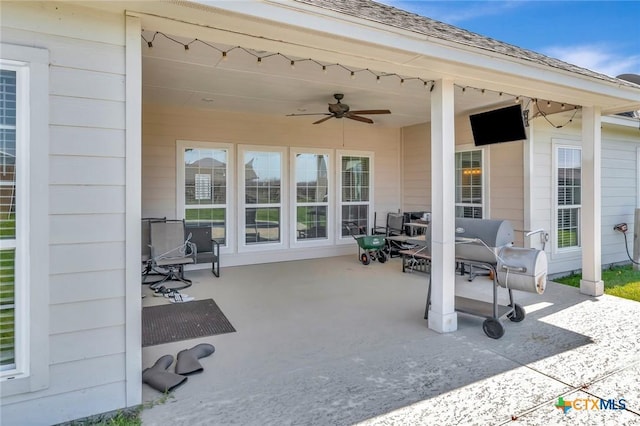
140 31 435 88
454 84 582 129
534 99 580 129
141 30 581 129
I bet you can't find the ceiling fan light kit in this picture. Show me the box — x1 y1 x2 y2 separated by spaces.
287 93 391 124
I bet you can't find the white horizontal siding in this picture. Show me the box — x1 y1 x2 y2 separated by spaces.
601 137 640 266
531 116 640 274
50 242 125 275
0 3 129 417
50 156 126 185
50 299 125 335
50 96 125 129
50 67 125 102
50 126 125 157
50 214 125 245
401 123 430 212
50 326 126 365
1 27 125 74
488 141 524 243
50 186 125 214
50 270 125 305
1 382 126 426
0 1 126 45
2 353 124 401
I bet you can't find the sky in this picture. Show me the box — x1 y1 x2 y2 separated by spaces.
376 0 640 78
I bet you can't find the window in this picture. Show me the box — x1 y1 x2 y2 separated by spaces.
338 152 373 238
178 143 231 246
0 68 17 373
1 44 49 394
556 146 581 249
455 150 483 218
240 147 285 247
293 150 331 243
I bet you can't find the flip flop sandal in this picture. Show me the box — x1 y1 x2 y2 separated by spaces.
163 289 183 299
169 293 194 303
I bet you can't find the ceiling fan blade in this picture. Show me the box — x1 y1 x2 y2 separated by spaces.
346 115 374 124
286 113 331 117
349 109 391 115
313 115 335 125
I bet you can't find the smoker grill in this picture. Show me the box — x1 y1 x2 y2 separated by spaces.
497 247 547 294
426 218 548 339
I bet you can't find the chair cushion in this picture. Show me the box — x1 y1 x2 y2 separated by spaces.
156 258 195 267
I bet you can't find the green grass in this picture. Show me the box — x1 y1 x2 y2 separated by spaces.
553 264 640 302
62 394 174 425
61 408 142 426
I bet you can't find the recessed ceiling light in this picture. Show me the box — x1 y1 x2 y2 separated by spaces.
201 97 215 102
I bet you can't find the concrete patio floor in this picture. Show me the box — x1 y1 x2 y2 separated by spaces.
140 255 640 425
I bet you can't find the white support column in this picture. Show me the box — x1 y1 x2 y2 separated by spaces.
125 14 143 406
580 106 604 296
428 79 458 333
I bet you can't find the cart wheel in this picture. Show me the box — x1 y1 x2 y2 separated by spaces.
507 303 525 322
482 318 504 339
378 252 387 263
360 252 370 265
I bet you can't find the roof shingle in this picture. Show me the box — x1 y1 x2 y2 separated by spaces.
294 0 636 87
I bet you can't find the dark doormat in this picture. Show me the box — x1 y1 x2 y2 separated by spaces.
142 298 236 347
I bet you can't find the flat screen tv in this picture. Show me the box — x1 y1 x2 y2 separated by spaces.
469 104 526 146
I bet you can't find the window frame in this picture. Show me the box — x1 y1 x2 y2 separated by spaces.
554 142 582 252
336 150 374 244
454 148 485 219
176 140 234 254
290 148 334 248
238 145 288 252
0 45 49 395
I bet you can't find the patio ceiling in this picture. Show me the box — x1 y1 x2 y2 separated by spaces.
141 30 515 128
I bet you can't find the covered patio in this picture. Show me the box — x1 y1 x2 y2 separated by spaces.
134 0 640 348
141 256 640 424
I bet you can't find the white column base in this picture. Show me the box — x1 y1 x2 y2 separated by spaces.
428 311 458 333
580 279 604 296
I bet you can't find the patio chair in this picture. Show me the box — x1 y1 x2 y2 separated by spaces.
373 212 410 257
141 217 167 284
187 225 221 277
149 219 196 290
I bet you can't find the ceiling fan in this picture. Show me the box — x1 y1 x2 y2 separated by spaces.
286 93 391 124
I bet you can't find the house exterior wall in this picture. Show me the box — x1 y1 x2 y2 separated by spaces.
401 117 525 245
531 114 640 275
1 2 129 425
601 122 640 267
142 103 401 266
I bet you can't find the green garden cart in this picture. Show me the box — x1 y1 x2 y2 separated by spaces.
344 222 387 265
